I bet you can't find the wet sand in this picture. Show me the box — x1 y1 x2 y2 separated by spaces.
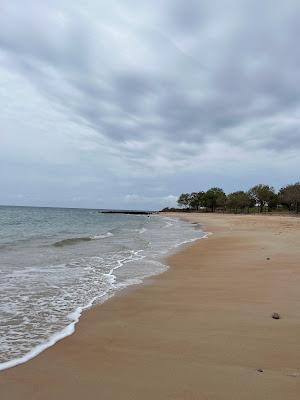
1 213 300 399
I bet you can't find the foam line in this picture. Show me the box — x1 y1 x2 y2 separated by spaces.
0 249 146 372
0 295 97 371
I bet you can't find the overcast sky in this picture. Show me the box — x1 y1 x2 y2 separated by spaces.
1 0 300 209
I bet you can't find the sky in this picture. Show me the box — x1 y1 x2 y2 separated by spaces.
1 0 300 210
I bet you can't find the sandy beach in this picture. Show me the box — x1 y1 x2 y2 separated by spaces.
1 213 300 399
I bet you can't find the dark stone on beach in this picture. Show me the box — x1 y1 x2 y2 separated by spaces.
266 257 270 260
257 368 264 373
272 312 280 320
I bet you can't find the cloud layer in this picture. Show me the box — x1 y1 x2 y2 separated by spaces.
1 0 300 208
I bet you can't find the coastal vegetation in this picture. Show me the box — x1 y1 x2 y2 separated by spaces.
169 183 300 214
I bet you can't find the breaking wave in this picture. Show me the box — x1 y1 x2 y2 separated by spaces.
53 232 113 247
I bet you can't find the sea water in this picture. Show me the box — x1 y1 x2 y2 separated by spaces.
0 206 204 370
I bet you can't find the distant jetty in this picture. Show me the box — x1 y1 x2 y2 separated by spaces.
99 210 156 215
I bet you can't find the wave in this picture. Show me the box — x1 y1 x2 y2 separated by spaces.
91 232 114 240
0 249 145 372
0 296 96 372
172 231 211 248
53 232 113 247
162 216 176 228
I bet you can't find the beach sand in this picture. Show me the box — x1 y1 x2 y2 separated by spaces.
1 213 300 399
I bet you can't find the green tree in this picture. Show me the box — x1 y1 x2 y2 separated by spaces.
204 187 226 212
279 183 300 213
227 191 254 213
189 191 206 210
268 193 279 210
248 184 275 212
177 193 191 208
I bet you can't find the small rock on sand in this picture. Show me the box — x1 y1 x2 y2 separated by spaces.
272 312 280 319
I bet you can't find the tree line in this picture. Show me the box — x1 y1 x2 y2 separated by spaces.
176 183 300 213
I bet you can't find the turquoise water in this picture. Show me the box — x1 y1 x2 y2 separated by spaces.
0 206 204 370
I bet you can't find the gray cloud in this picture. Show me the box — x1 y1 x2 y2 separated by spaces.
1 0 300 208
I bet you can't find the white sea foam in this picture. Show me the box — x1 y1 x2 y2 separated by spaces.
173 237 200 248
172 231 211 248
0 250 145 372
161 216 175 228
0 298 94 371
91 232 114 239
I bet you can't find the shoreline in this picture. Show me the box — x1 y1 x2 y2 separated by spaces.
1 213 300 399
0 214 203 373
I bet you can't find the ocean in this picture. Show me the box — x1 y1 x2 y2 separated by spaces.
0 205 204 370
